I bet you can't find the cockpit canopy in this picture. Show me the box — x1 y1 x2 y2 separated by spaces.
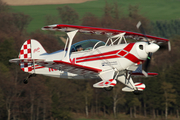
70 39 106 52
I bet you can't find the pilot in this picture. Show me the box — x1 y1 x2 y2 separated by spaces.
76 45 83 51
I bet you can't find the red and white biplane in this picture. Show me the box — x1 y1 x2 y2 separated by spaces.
9 24 170 94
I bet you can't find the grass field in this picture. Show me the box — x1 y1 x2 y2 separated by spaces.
10 0 180 33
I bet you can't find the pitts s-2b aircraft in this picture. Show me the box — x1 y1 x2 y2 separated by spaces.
9 23 170 94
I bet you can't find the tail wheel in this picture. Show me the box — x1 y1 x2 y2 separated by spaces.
23 79 28 84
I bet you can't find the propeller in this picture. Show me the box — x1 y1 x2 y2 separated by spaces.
136 21 153 76
137 21 171 51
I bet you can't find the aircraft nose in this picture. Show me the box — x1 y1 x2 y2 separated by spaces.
145 43 160 53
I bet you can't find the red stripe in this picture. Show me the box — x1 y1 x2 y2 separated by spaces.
76 43 134 61
105 82 109 85
138 87 145 90
98 82 104 86
76 55 119 63
77 50 119 60
35 66 45 69
125 53 139 63
124 43 135 52
110 83 116 86
118 50 127 56
132 72 158 76
148 73 158 76
54 60 102 73
135 83 143 86
75 43 140 64
109 79 114 82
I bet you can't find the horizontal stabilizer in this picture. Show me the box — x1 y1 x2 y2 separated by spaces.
122 82 145 92
9 58 45 63
9 58 45 72
93 79 116 88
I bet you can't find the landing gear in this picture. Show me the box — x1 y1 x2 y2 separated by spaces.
133 90 143 95
23 74 36 84
23 79 28 84
104 86 113 91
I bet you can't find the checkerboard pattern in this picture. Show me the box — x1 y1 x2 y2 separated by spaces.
19 39 33 72
19 40 31 59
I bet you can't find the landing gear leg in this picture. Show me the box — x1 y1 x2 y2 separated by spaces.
23 74 36 84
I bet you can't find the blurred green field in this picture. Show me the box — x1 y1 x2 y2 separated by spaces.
10 0 180 33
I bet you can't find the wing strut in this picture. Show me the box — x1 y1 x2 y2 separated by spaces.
105 33 127 46
63 30 78 62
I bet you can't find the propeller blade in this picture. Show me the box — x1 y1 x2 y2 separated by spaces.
136 21 150 44
142 70 148 77
168 41 171 51
144 52 152 72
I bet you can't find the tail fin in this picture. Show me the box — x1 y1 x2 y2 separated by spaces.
19 39 46 72
19 39 46 59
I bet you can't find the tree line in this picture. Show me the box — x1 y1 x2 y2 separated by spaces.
0 0 180 120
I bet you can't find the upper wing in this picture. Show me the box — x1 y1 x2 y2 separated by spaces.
42 24 169 43
38 60 102 75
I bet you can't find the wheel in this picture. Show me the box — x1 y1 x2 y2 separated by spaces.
23 79 28 84
104 87 113 91
133 90 142 95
